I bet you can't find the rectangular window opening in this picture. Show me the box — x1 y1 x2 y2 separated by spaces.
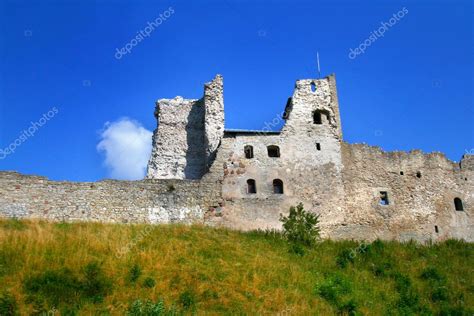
316 143 321 151
379 191 389 205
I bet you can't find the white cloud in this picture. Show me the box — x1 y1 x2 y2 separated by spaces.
97 118 152 180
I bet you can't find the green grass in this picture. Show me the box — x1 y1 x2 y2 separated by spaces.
0 219 472 315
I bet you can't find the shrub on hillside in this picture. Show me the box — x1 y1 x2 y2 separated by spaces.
336 248 355 268
142 277 156 288
0 291 18 316
179 290 196 310
315 273 358 314
128 264 142 284
81 261 112 303
420 267 445 283
23 261 112 309
24 268 81 306
280 203 320 247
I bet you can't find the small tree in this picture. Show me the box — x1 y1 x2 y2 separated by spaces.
280 203 320 247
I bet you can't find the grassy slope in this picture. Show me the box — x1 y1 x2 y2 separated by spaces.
0 219 472 315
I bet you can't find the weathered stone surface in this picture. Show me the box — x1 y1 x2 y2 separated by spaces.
204 75 224 168
146 75 224 180
146 96 205 180
0 74 472 242
0 171 221 224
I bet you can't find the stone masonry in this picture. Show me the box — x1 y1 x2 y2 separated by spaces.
0 74 472 242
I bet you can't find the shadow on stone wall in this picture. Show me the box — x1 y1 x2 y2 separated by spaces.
184 99 206 179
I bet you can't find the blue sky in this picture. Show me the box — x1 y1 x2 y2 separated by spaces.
0 0 472 181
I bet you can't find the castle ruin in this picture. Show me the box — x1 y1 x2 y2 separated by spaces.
1 74 472 242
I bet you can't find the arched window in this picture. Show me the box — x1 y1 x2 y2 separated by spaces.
244 145 253 159
310 82 316 92
247 179 256 194
267 145 280 158
273 179 284 194
454 198 464 211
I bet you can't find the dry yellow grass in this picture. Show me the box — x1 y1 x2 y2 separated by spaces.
0 219 472 315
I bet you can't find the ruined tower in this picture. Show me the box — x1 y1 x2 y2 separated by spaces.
219 75 347 230
146 75 224 179
281 75 343 168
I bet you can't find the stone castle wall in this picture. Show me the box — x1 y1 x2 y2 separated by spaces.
0 74 472 242
336 144 473 242
0 171 222 224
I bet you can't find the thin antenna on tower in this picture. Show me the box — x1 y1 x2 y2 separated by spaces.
316 52 321 78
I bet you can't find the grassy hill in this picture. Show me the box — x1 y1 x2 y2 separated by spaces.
0 219 472 315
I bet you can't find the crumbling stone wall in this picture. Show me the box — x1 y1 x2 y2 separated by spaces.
146 75 224 180
204 75 224 167
146 96 205 180
0 171 222 224
336 144 473 242
0 74 472 242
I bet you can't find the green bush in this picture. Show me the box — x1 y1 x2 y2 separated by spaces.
142 277 156 288
371 261 393 277
178 290 196 310
420 267 445 283
431 286 449 302
81 261 112 302
0 291 18 316
280 203 320 247
316 273 357 314
338 298 358 315
128 264 142 284
24 261 112 308
336 248 355 268
316 273 352 305
24 268 82 306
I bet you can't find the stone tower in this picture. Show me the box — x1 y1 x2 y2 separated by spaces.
219 75 347 230
281 75 343 169
146 75 224 179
